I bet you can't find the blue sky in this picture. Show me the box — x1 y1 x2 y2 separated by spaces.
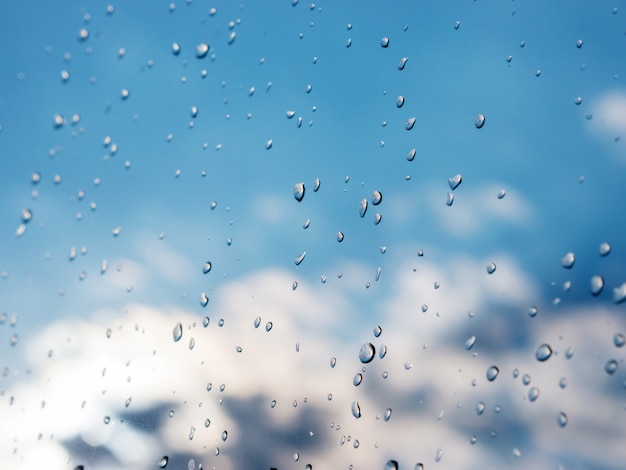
1 1 625 469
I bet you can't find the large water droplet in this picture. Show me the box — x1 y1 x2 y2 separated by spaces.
294 182 305 202
351 401 361 418
605 359 618 375
405 117 416 130
359 342 375 363
384 460 398 470
359 198 368 218
590 276 604 296
475 114 485 129
397 57 408 70
536 344 552 361
173 322 183 342
159 456 169 468
557 411 568 428
561 252 575 269
371 190 383 205
528 386 540 402
486 366 499 381
448 174 462 190
465 335 476 350
294 252 306 265
407 148 416 161
486 262 496 274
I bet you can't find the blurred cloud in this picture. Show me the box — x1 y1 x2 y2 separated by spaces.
589 90 626 163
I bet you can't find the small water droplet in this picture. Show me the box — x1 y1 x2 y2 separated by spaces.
383 408 392 421
358 198 368 218
614 333 625 348
373 213 382 225
522 374 531 385
605 359 619 375
445 174 462 190
407 148 416 161
189 426 195 440
405 117 416 130
446 193 454 206
312 178 321 192
159 456 169 468
265 139 273 150
227 31 236 44
103 416 111 424
613 283 626 304
202 316 209 327
557 411 568 427
561 252 575 269
528 306 538 317
205 418 211 427
221 430 228 441
475 114 485 129
465 335 476 350
380 344 388 359
196 43 209 58
486 262 496 274
536 344 552 362
292 281 298 291
528 386 540 402
306 84 312 93
559 377 568 389
476 401 485 415
353 373 363 386
576 39 583 48
599 242 612 256
203 261 212 274
351 401 361 418
371 190 383 205
486 366 499 381
359 342 375 363
254 316 261 328
303 219 310 229
337 231 344 242
497 189 506 199
397 57 408 70
381 37 389 48
590 275 604 296
199 292 209 307
330 357 337 368
535 69 541 77
395 96 405 108
294 182 305 202
454 20 461 30
173 322 183 342
295 252 306 265
435 448 444 462
373 325 382 337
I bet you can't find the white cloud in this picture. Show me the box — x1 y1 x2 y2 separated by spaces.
589 90 626 163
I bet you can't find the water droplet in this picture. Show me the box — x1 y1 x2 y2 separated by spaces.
476 401 485 415
395 96 405 108
561 252 575 269
371 190 383 205
306 84 312 93
590 275 604 296
254 316 261 328
294 252 306 265
574 96 583 106
330 357 337 368
599 242 612 256
405 117 416 130
605 359 619 375
559 377 568 389
407 148 416 161
486 262 496 274
120 88 130 100
294 182 305 202
454 20 461 30
448 174 462 190
576 39 583 48
486 366 499 381
475 114 485 129
227 31 236 45
384 460 398 470
358 198 368 218
528 306 538 317
397 57 408 70
171 42 181 55
373 325 382 337
221 430 228 441
351 401 361 418
103 416 111 424
199 292 209 307
203 316 209 327
535 69 541 77
337 231 344 242
496 189 507 199
353 373 363 386
204 418 211 427
265 139 273 150
196 43 209 58
528 386 540 402
465 335 476 350
359 342 375 363
373 213 382 225
78 28 89 41
312 178 321 192
188 426 195 440
446 193 454 206
292 281 298 291
506 55 513 63
614 333 625 348
380 37 389 48
557 411 568 427
303 219 310 229
173 322 183 342
159 456 169 468
435 449 444 462
613 283 626 304
203 261 212 273
536 344 552 362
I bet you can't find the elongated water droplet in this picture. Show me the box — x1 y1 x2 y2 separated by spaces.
590 275 604 296
359 198 368 218
351 401 361 418
454 20 461 30
221 430 228 441
173 322 183 342
397 57 408 70
435 449 444 462
497 189 506 199
373 213 382 225
557 411 568 427
446 193 454 206
476 401 485 415
405 117 416 130
292 281 298 291
373 325 382 337
330 357 337 368
189 426 195 440
359 342 375 363
313 178 321 192
353 373 363 386
448 175 462 191
528 386 540 402
486 262 496 274
171 42 180 55
294 182 305 202
396 96 405 108
465 335 476 350
199 292 209 307
475 114 485 129
265 139 273 149
535 343 552 362
382 407 392 421
561 252 575 269
486 366 499 381
380 37 389 48
265 321 273 332
406 148 416 161
254 316 261 328
337 231 344 242
303 219 310 229
294 252 306 265
605 359 618 375
159 456 169 468
203 316 210 327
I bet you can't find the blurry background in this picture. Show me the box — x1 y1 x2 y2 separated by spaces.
0 1 625 469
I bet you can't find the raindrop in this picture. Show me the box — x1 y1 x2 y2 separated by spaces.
384 461 398 470
222 430 228 442
614 333 625 348
359 198 368 218
380 37 389 48
359 342 375 363
535 69 541 77
103 416 111 424
435 449 444 462
171 42 181 55
120 88 130 100
557 411 568 428
446 193 454 206
353 373 363 386
337 231 344 242
53 114 64 128
486 262 496 274
31 171 41 185
203 261 212 273
605 359 618 375
330 357 337 368
306 84 312 93
559 377 568 389
254 316 261 328
407 148 416 161
21 208 32 224
528 386 540 402
78 28 89 41
454 20 461 29
345 38 352 48
486 366 499 381
405 117 416 130
199 292 209 307
476 401 485 415
448 174 462 190
371 190 383 205
470 435 478 445
351 401 361 418
497 189 506 199
576 39 583 48
265 139 273 149
599 242 612 256
159 456 169 468
561 252 575 268
173 322 183 342
529 306 538 317
590 276 604 296
613 283 626 304
294 252 306 265
536 344 552 361
313 178 321 192
475 114 485 129
292 281 298 291
373 213 382 225
188 426 195 440
265 322 273 332
575 96 582 105
203 316 209 327
379 344 387 359
522 374 531 385
396 96 405 108
373 325 382 337
465 335 476 350
397 57 408 70
196 43 209 58
303 219 310 229
294 182 305 202
227 31 236 45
